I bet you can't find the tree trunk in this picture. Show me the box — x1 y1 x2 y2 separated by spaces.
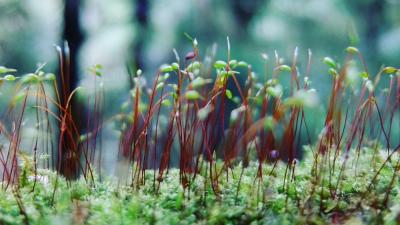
347 0 385 68
132 0 149 83
58 0 85 179
229 0 266 37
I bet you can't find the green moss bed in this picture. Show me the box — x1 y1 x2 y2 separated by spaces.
1 148 400 225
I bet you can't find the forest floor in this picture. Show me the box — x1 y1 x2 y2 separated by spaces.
1 147 399 225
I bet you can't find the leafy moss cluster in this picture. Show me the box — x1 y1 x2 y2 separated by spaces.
0 148 399 225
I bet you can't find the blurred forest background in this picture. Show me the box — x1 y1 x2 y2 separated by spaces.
0 0 399 172
1 0 399 86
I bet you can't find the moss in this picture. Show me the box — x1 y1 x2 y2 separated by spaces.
0 149 399 225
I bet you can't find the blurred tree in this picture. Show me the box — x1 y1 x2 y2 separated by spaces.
229 0 267 37
59 0 85 179
131 0 149 87
63 0 83 90
346 0 386 67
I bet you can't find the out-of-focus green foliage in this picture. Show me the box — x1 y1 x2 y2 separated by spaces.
0 0 61 72
1 0 399 81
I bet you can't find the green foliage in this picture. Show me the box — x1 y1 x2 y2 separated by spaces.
160 64 174 73
184 90 202 100
0 66 17 75
88 64 103 77
323 57 337 69
346 46 359 54
214 60 227 70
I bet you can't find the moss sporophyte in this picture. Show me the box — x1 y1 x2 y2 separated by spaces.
0 41 399 224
